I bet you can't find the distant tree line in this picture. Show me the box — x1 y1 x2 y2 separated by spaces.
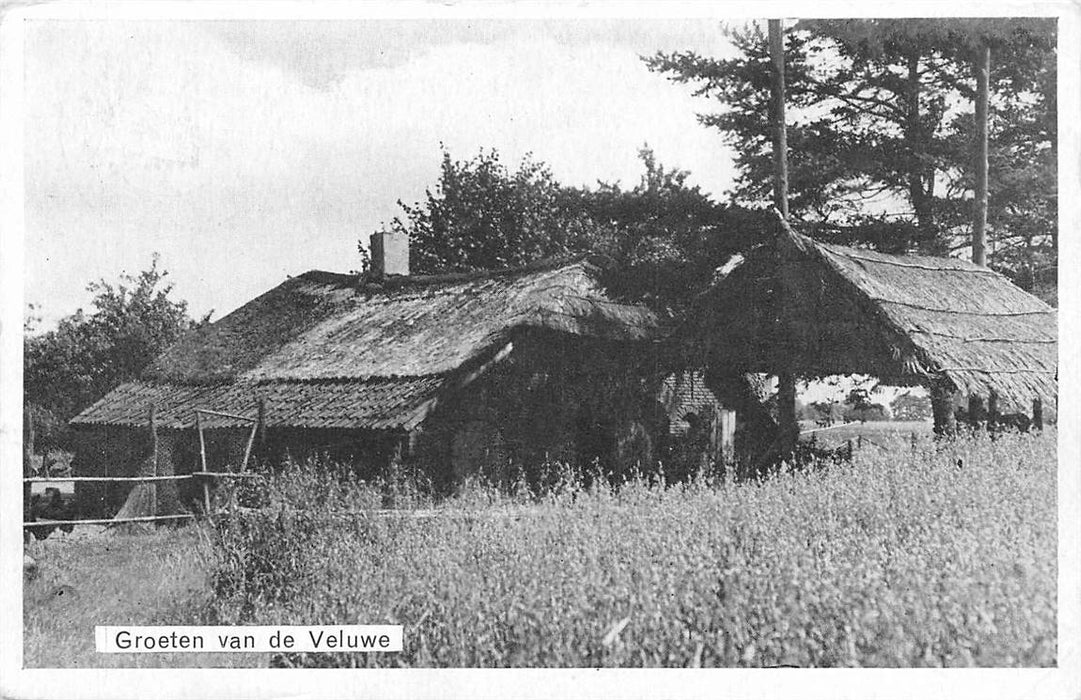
798 389 933 424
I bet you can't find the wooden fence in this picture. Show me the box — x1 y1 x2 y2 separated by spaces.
22 471 261 529
23 406 261 531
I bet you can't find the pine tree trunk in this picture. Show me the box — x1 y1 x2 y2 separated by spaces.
973 43 990 267
906 55 929 238
768 20 789 219
769 19 798 459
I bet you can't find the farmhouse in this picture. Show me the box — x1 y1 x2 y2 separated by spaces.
688 217 1058 432
71 233 755 516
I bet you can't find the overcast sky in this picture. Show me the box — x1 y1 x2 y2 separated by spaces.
24 18 743 328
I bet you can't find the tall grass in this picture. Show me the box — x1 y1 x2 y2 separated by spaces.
201 431 1056 668
23 527 264 668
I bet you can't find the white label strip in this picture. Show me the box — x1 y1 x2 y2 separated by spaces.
95 625 403 653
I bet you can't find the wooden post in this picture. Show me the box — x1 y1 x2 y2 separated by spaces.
987 391 999 430
197 411 210 515
1032 397 1043 431
24 408 34 524
256 397 267 455
931 380 957 437
240 421 258 473
777 371 799 459
387 437 404 508
149 405 158 518
968 395 986 429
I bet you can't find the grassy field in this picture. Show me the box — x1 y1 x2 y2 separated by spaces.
24 430 1056 668
22 527 259 668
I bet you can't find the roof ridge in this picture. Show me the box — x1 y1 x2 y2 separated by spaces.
297 253 593 292
815 242 997 274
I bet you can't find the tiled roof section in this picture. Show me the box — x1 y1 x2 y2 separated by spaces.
145 260 660 385
71 378 446 431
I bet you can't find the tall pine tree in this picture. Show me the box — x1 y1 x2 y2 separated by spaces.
645 19 1056 302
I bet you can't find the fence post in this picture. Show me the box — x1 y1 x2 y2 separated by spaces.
24 407 34 525
149 405 158 518
240 423 257 473
257 398 267 454
197 411 211 515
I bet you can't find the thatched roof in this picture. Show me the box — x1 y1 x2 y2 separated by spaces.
691 221 1056 412
73 259 661 430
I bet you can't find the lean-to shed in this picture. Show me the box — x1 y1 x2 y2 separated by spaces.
689 219 1057 428
71 241 689 514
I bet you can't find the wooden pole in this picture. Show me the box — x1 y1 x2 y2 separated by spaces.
1032 397 1043 431
968 395 986 429
987 391 999 430
197 411 210 515
24 408 34 525
149 405 158 518
931 380 958 437
973 42 990 267
240 421 257 473
777 371 799 458
256 397 267 456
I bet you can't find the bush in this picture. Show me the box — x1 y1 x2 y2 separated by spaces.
203 431 1056 667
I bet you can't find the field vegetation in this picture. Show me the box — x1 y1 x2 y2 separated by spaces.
24 430 1055 668
199 430 1056 668
23 527 260 668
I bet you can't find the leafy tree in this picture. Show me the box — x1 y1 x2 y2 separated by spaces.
573 146 770 311
645 19 1056 301
845 387 874 412
843 401 889 423
806 400 842 424
374 145 772 314
24 255 206 449
377 146 598 275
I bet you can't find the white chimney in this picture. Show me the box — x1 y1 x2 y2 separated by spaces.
369 231 409 277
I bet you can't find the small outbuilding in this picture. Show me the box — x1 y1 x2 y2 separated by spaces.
688 218 1057 434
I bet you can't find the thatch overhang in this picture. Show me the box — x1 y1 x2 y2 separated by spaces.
688 220 1057 412
72 258 664 431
